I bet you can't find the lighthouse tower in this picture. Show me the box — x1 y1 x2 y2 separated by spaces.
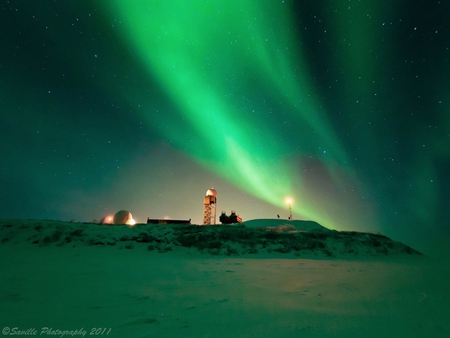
203 188 217 225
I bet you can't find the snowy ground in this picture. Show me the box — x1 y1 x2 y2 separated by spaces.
1 219 449 338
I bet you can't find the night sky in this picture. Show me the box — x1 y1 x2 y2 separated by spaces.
1 0 449 255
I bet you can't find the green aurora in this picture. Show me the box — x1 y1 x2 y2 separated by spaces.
1 0 449 253
107 0 371 230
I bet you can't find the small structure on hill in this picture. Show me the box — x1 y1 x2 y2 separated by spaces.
147 218 191 225
113 210 135 225
220 211 242 224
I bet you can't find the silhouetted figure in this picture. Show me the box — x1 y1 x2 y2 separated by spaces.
277 214 280 219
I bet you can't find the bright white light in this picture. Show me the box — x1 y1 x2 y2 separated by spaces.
127 218 136 226
285 197 293 205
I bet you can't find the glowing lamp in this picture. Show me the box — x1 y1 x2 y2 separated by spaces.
285 197 293 220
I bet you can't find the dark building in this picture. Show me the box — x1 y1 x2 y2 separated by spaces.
219 211 242 224
147 218 191 225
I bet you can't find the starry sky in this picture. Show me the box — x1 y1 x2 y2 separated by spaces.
1 0 449 255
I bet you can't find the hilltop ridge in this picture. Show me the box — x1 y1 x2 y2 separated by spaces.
0 218 421 259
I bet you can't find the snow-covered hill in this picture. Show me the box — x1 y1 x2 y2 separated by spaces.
1 219 448 338
0 219 420 258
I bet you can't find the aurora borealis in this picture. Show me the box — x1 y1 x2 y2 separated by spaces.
1 0 449 254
